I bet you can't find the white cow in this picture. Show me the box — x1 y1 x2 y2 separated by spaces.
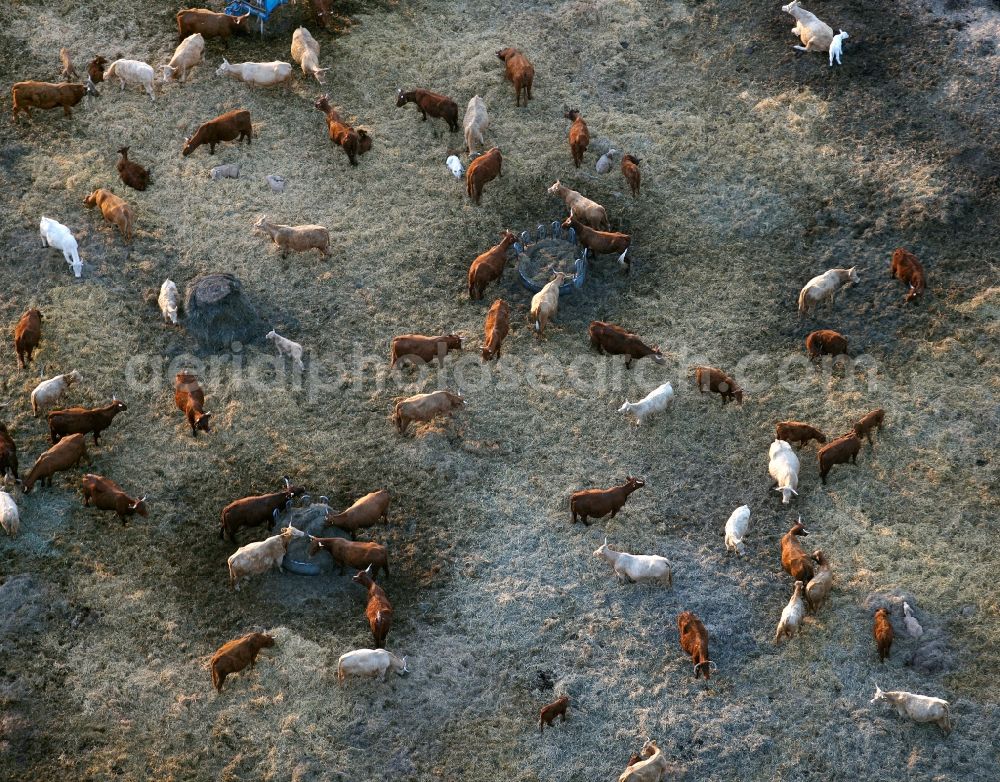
596 149 618 174
336 649 408 683
798 267 860 315
902 602 924 638
829 30 849 66
775 581 806 642
724 504 751 555
593 538 672 586
782 1 834 53
31 370 83 416
227 526 304 590
158 279 179 325
266 329 304 371
618 382 674 425
161 33 205 82
768 439 800 504
216 59 293 87
104 59 157 101
39 217 82 277
0 489 19 537
871 686 951 734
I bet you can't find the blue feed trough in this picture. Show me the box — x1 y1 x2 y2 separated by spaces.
516 221 588 294
225 0 290 34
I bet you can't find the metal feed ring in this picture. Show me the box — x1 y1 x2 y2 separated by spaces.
516 221 588 294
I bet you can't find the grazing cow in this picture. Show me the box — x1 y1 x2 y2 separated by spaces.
210 632 274 692
116 146 150 191
693 366 743 405
547 181 609 230
161 33 205 82
174 371 212 436
563 213 631 272
325 490 391 539
890 248 926 303
466 147 503 205
468 231 518 299
309 535 389 578
219 479 305 542
337 648 408 683
805 329 848 361
183 109 252 156
798 267 860 315
353 564 393 648
103 59 157 101
570 477 644 525
805 549 833 612
80 474 147 525
496 47 534 106
227 527 305 589
593 538 672 586
780 520 813 583
482 299 511 362
775 581 806 643
39 216 82 277
618 382 674 426
724 504 751 556
874 607 894 662
83 188 134 245
870 686 951 735
390 334 463 368
589 321 664 368
31 371 83 417
782 1 834 53
395 88 459 131
59 48 78 80
538 696 569 733
291 27 328 83
677 611 713 679
314 95 366 165
768 439 800 504
13 308 43 370
564 109 590 167
463 95 489 153
254 217 330 258
621 154 641 197
0 423 19 482
22 433 89 493
176 9 250 44
817 432 861 484
853 409 885 445
11 80 96 121
159 280 180 325
530 273 566 336
775 421 826 449
392 391 464 434
48 398 127 444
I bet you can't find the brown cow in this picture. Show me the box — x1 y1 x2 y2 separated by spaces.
563 214 631 272
48 398 127 444
390 334 463 368
314 95 369 165
621 154 641 197
538 695 569 733
873 607 894 662
353 565 393 648
13 308 43 369
564 109 589 168
395 88 459 131
466 147 503 205
117 146 149 191
81 474 147 525
219 479 305 541
482 299 511 362
83 188 134 245
496 47 534 106
210 632 274 692
22 433 89 493
0 424 18 482
890 248 926 303
183 109 252 156
853 409 885 445
468 231 518 299
818 432 861 484
325 490 391 539
392 391 464 434
775 421 826 449
309 535 389 578
677 610 713 679
589 321 664 368
176 9 249 44
693 366 744 406
780 520 814 584
11 80 96 122
87 56 108 85
174 371 212 436
570 477 644 525
805 329 848 361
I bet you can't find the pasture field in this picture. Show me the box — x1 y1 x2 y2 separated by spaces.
0 0 998 779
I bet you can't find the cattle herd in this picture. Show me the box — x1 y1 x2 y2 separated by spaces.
3 0 958 776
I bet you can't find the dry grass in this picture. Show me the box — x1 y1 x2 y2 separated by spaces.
1 0 999 779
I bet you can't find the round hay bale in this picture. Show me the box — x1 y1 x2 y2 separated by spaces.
183 273 265 351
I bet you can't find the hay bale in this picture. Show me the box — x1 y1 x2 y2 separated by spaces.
183 273 265 351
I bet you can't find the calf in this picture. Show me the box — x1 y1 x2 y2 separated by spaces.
775 421 826 449
564 109 589 167
677 611 713 679
31 370 83 417
780 520 813 583
183 109 252 156
393 390 464 434
83 188 134 245
853 409 885 445
176 8 249 44
314 95 366 165
589 321 664 368
817 432 861 484
80 474 147 525
22 433 89 493
0 423 18 482
210 632 274 692
890 248 926 303
873 607 894 662
570 476 644 525
353 565 393 648
563 214 631 272
805 329 848 361
481 299 511 362
805 549 833 612
538 695 569 733
219 479 305 541
390 334 462 368
621 154 641 197
325 489 391 539
13 308 43 370
309 535 389 578
11 80 95 122
48 398 127 444
266 330 304 371
174 371 212 436
59 48 78 80
693 366 744 405
468 230 518 299
496 47 534 106
395 88 459 131
466 147 503 205
116 146 149 191
87 56 108 85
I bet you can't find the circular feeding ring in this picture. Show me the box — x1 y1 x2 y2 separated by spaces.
516 222 588 294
